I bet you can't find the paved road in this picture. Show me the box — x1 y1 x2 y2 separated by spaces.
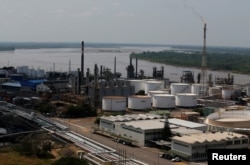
53 117 181 165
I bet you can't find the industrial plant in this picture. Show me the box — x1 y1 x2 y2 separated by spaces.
1 23 250 164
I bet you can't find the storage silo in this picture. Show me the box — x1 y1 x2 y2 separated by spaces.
127 79 145 94
246 86 250 97
170 83 191 95
221 87 234 100
128 95 151 110
148 90 169 97
144 80 164 94
102 96 126 111
152 94 175 109
175 93 197 107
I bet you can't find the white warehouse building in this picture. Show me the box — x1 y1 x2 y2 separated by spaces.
171 132 249 161
99 114 207 146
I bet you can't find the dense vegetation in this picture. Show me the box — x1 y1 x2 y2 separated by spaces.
130 46 250 74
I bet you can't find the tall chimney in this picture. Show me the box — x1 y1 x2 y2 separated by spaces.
136 58 138 79
114 56 116 77
201 23 207 94
81 41 84 78
68 60 71 74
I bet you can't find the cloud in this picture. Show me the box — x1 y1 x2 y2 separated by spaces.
79 6 99 18
112 2 120 6
117 12 134 17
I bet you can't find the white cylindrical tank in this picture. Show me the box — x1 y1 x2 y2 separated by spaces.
144 80 164 94
148 90 169 97
221 87 234 100
246 86 250 97
128 95 151 110
170 83 191 95
152 94 175 109
175 93 197 107
127 79 145 93
102 96 126 111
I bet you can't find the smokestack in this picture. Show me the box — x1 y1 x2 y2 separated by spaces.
136 58 138 79
81 41 84 78
201 23 207 83
69 60 71 74
200 23 207 96
202 23 207 67
114 56 116 77
77 68 81 94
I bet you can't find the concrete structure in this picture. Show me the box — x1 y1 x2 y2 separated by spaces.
171 132 249 161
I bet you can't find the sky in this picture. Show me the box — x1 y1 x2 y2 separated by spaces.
0 0 250 48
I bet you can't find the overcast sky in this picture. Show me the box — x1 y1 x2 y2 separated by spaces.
0 0 249 47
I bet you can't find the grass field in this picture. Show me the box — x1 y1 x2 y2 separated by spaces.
0 152 55 165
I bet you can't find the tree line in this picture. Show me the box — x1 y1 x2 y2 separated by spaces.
130 48 250 74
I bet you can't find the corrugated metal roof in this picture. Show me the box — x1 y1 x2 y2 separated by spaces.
122 119 164 130
168 118 206 128
172 132 248 144
1 82 21 87
101 113 165 122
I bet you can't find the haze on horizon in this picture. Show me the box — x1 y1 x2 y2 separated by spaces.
0 0 249 48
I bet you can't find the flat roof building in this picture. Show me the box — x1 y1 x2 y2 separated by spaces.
99 114 208 146
171 132 249 161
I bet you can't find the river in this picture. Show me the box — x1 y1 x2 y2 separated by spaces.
0 46 250 85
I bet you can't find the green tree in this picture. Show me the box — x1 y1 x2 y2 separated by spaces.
52 157 89 165
162 118 172 141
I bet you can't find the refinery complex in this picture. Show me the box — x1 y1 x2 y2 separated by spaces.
1 24 250 164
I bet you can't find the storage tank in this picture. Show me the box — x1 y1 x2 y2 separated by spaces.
144 80 164 94
191 83 208 96
128 95 151 110
170 83 191 95
222 87 235 100
148 90 169 97
102 96 126 111
175 93 197 107
127 79 145 94
152 94 175 109
246 86 250 97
